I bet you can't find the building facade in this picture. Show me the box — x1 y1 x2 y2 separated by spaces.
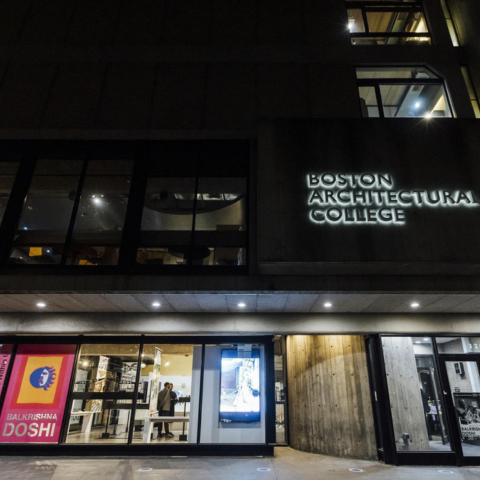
0 0 480 467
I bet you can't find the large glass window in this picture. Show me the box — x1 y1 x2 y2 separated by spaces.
137 158 247 268
347 0 431 45
66 160 133 266
65 344 140 444
357 66 453 118
131 344 199 444
382 336 451 452
9 159 133 266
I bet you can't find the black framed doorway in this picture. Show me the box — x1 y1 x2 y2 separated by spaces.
439 354 480 466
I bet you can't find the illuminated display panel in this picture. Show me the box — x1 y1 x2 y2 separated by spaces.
219 350 260 423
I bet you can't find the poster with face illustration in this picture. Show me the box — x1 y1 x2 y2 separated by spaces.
0 344 76 443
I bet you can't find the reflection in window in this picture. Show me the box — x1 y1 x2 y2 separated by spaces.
9 160 83 265
66 344 139 444
274 336 288 444
66 160 133 266
382 336 451 452
347 0 430 45
357 67 452 118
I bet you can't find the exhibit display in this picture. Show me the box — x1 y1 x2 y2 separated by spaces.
220 350 260 423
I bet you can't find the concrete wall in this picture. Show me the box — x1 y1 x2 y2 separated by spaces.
0 0 474 137
1 312 480 335
257 118 480 274
286 335 376 459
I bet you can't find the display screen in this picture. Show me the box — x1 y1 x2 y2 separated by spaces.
219 349 260 423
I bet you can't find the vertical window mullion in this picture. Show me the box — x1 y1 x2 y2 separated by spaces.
361 6 369 33
60 159 89 265
188 161 200 267
374 84 385 118
127 343 144 445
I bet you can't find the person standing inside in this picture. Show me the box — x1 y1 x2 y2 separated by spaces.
156 382 171 438
167 383 178 438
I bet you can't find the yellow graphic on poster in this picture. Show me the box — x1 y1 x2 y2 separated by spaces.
16 356 64 404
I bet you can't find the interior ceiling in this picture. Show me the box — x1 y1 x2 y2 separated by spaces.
2 293 480 314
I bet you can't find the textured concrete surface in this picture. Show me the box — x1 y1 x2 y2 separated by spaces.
1 447 480 480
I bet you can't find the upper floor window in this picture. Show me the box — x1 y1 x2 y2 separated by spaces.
356 66 453 118
347 0 431 45
3 141 249 272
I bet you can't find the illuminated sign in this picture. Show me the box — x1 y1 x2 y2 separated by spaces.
307 173 478 225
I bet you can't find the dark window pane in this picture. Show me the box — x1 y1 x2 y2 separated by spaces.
9 160 82 265
0 162 19 224
194 178 247 232
141 177 196 232
66 160 133 266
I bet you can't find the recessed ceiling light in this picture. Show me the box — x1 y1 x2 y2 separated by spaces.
423 338 429 341
324 302 332 308
165 361 170 366
238 302 246 308
411 302 420 308
36 302 46 308
152 302 160 307
414 102 421 108
415 341 421 344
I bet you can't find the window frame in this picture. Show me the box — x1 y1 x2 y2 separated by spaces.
356 65 454 118
346 0 432 46
0 140 250 275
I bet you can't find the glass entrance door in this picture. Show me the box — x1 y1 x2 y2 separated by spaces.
439 356 480 465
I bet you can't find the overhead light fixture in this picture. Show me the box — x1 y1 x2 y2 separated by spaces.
324 302 332 308
36 302 46 308
415 341 421 344
411 302 420 308
82 360 89 367
423 338 429 341
141 363 146 369
414 102 421 109
238 302 246 308
165 361 170 366
152 302 160 307
424 112 432 119
93 197 101 205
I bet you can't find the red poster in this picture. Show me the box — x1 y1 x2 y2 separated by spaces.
0 344 76 443
0 345 12 395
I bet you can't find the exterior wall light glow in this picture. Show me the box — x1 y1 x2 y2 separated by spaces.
238 302 246 307
324 302 332 307
36 302 46 308
411 302 420 308
152 302 161 307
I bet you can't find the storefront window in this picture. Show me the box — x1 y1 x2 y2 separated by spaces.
195 344 265 444
65 344 139 444
382 336 451 452
274 336 287 444
0 344 77 444
131 344 199 444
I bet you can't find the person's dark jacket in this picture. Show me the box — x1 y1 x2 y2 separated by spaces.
169 390 177 416
157 387 170 412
